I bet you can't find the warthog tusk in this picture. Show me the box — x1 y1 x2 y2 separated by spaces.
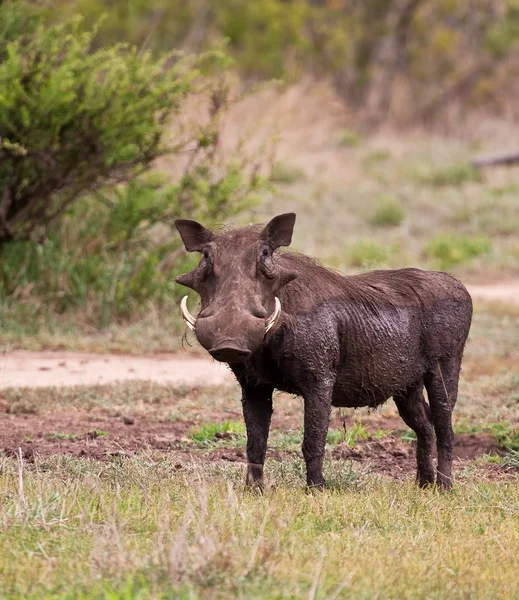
265 297 281 333
180 296 196 331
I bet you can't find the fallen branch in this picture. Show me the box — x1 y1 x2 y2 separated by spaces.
472 150 519 169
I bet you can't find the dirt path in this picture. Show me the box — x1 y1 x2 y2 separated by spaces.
467 281 519 304
0 281 516 389
0 351 232 389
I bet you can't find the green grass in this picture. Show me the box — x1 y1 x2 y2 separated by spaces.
191 421 246 446
45 432 78 440
339 128 363 147
416 163 481 187
0 302 516 597
485 422 519 452
270 162 306 184
368 196 405 227
347 240 388 268
0 456 519 599
425 234 492 269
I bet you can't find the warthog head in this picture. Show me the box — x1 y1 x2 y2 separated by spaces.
175 213 298 363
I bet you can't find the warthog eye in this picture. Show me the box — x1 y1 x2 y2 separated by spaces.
262 248 269 257
203 249 210 258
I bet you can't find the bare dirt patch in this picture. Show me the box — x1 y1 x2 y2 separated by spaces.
0 351 232 389
0 408 509 480
467 281 519 305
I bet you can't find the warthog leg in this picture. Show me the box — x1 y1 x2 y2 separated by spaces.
302 382 333 489
425 357 462 490
394 384 435 487
240 384 274 490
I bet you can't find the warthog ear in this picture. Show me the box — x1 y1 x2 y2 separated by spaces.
175 219 215 252
261 213 296 250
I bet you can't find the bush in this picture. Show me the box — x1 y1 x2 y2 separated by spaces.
369 197 404 227
347 240 388 268
270 162 306 185
418 164 482 188
339 129 363 148
0 7 196 242
0 6 270 327
0 93 268 326
425 235 492 269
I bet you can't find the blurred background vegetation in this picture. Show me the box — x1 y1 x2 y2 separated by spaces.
1 0 519 351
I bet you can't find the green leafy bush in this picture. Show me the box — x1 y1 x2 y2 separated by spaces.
0 5 270 328
418 164 482 188
339 129 363 147
426 235 492 269
369 197 404 227
347 240 388 268
270 162 306 185
0 8 195 242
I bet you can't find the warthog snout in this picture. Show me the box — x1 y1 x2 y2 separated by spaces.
208 342 252 363
194 309 266 363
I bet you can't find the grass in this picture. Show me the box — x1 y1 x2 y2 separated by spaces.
270 162 306 184
368 196 405 227
0 301 516 597
191 421 246 447
0 455 519 599
260 131 519 284
425 234 492 269
346 240 388 268
416 162 482 187
339 128 363 147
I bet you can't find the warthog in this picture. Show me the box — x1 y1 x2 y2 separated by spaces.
175 213 473 489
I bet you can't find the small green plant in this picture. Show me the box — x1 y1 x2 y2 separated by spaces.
401 429 417 443
327 422 370 448
344 422 370 448
88 429 107 439
191 421 246 446
347 240 388 268
425 235 491 269
476 454 504 465
372 428 393 439
485 422 519 452
273 429 303 451
339 129 363 147
326 429 345 445
418 163 481 187
369 197 405 227
270 162 306 184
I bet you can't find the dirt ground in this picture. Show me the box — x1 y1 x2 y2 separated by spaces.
0 351 232 389
0 403 510 481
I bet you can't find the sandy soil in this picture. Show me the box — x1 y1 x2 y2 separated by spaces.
0 281 516 390
0 351 232 389
467 281 519 304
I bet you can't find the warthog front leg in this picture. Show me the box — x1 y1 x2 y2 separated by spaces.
302 382 333 489
240 384 274 490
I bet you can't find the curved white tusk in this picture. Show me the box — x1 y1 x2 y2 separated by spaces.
265 297 281 334
180 296 196 331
